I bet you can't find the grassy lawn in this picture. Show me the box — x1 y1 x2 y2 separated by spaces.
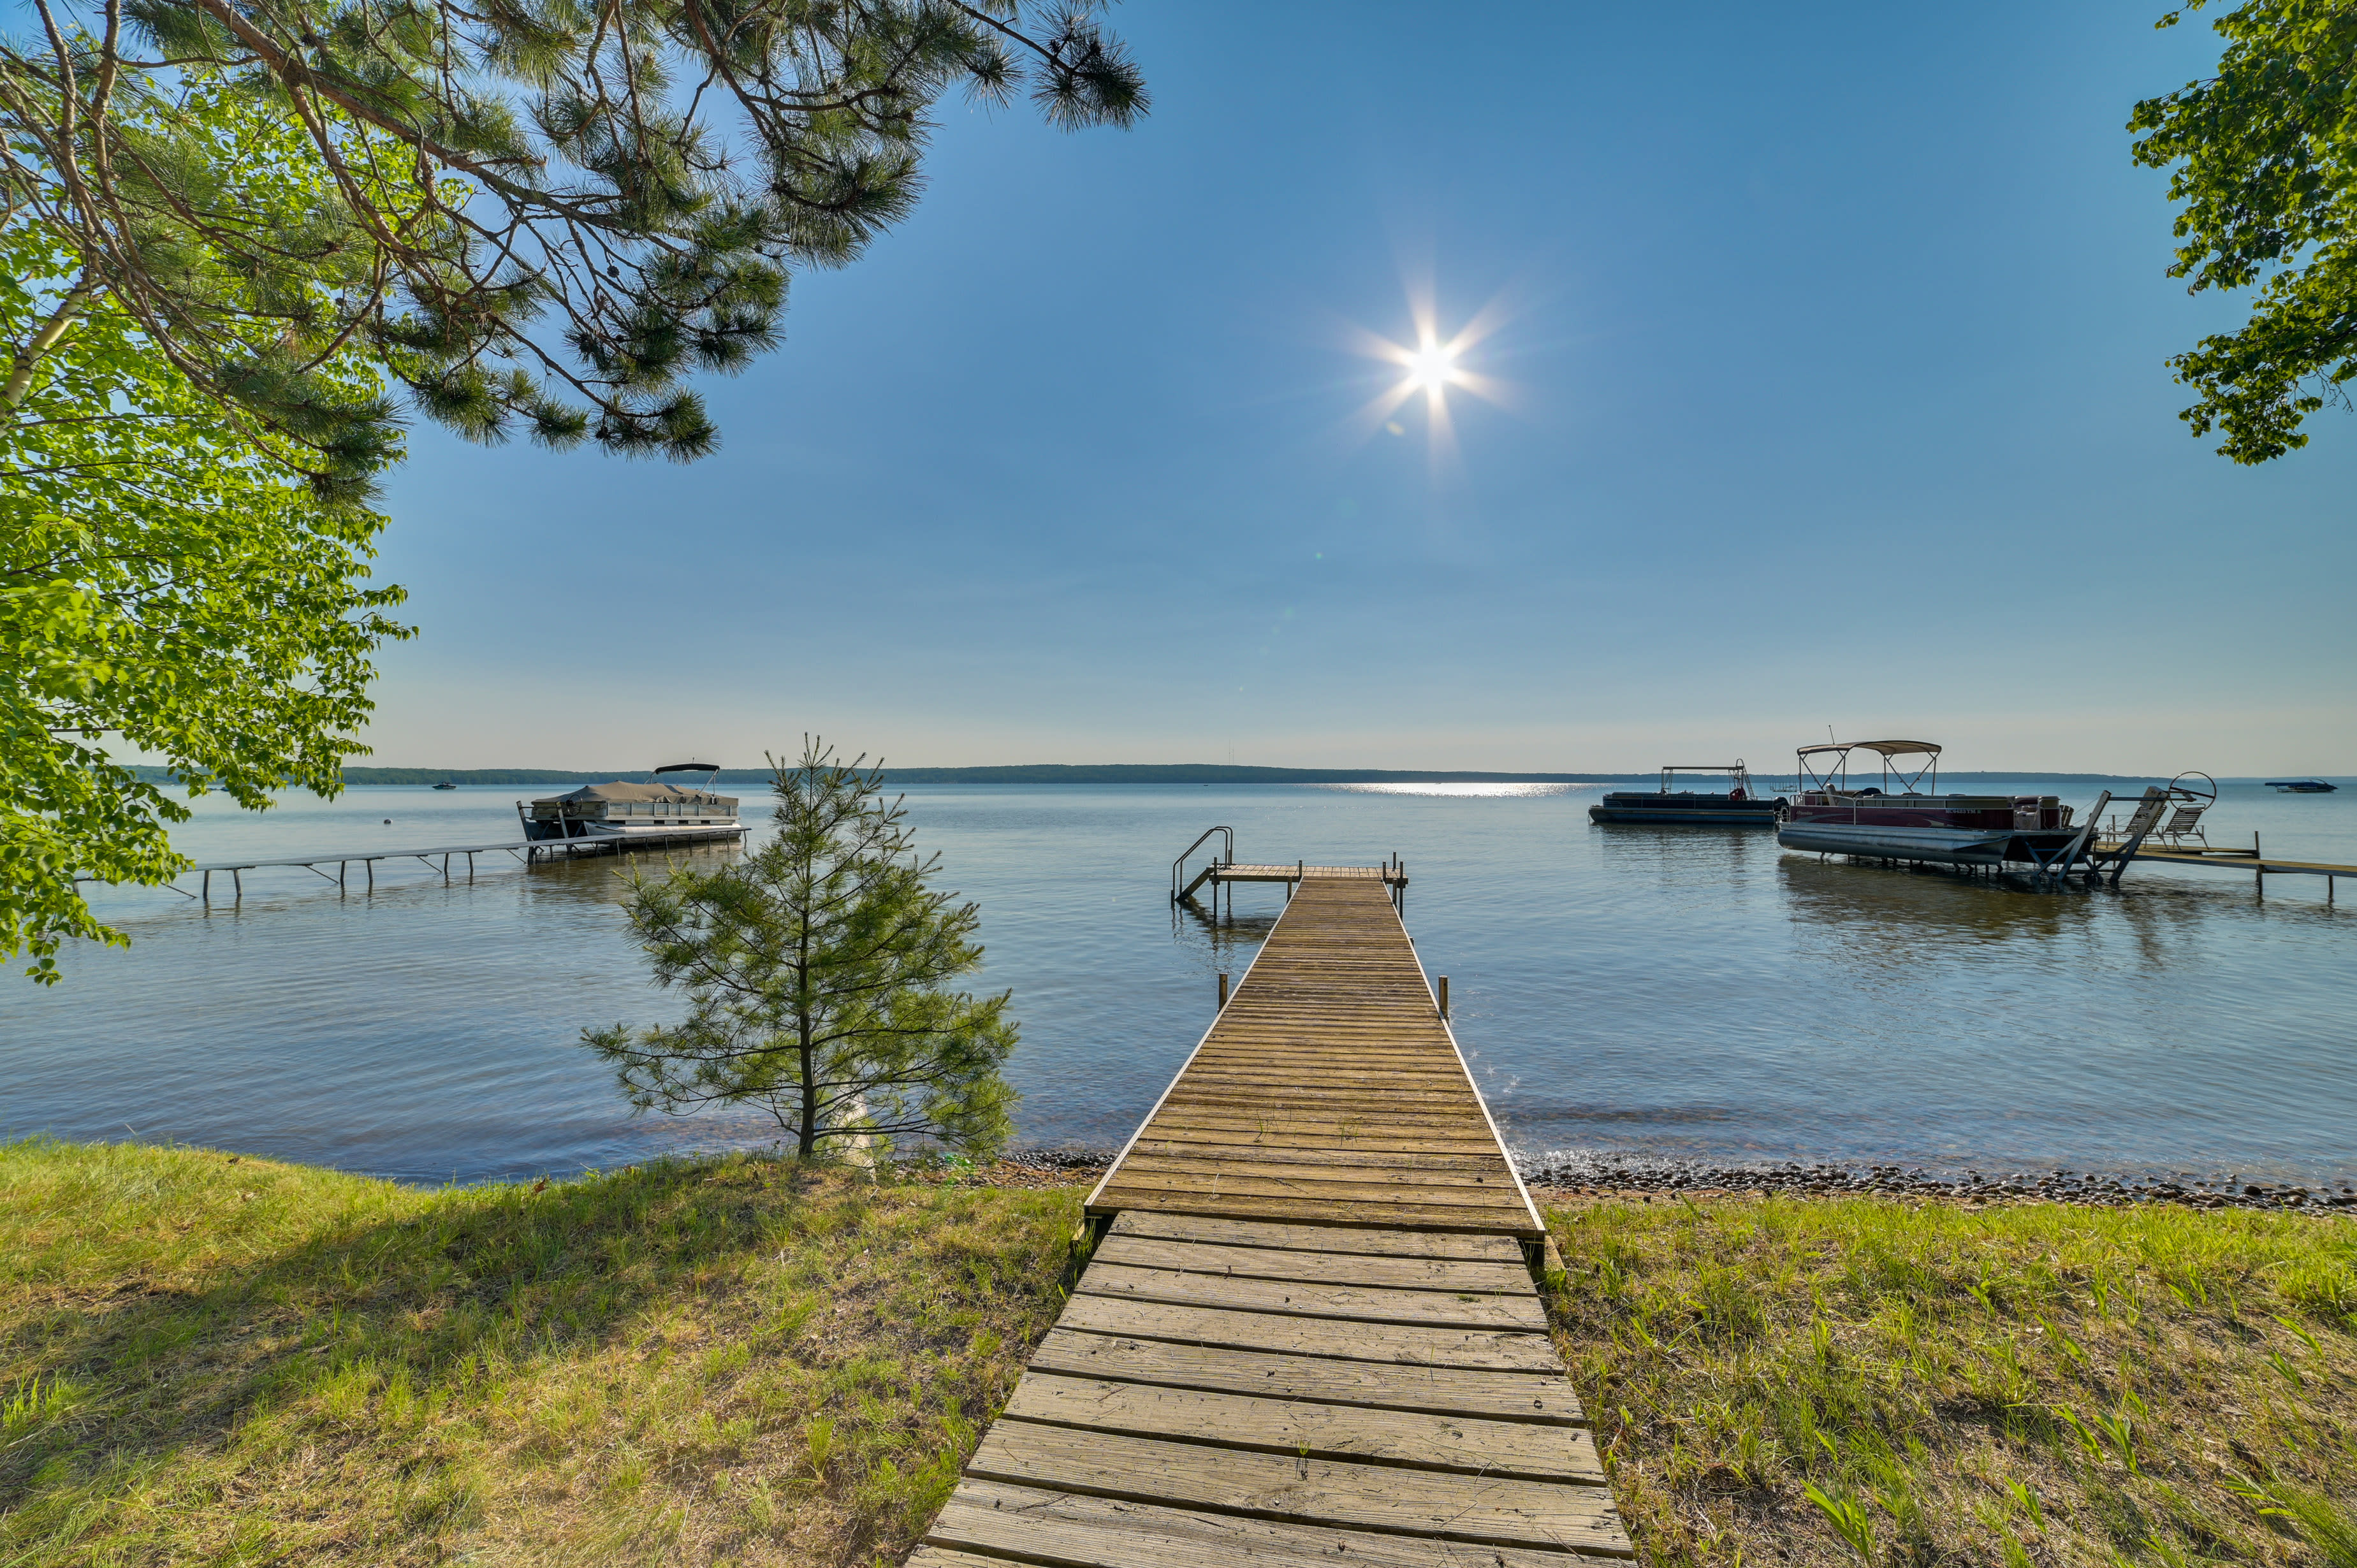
1542 1194 2357 1568
10 1140 2354 1568
0 1138 1079 1567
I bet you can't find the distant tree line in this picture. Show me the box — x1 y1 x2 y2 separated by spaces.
161 765 2182 788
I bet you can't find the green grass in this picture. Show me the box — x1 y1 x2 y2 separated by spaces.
1542 1194 2357 1568
0 1137 1081 1566
13 1138 2353 1568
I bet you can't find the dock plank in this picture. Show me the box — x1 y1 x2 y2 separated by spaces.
1003 1372 1603 1481
1079 1261 1550 1330
1027 1327 1587 1424
1109 1210 1524 1261
1114 1152 1524 1193
1056 1294 1564 1371
1093 1234 1533 1293
925 1481 1623 1568
1087 1192 1540 1235
1123 1142 1514 1172
965 1423 1632 1554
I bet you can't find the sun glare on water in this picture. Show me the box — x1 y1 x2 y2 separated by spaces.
1323 781 1570 798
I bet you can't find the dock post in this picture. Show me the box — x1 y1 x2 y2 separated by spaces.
467 851 476 880
1438 975 1449 1018
201 869 210 904
2255 832 2263 892
366 859 373 891
442 852 451 882
231 868 241 901
1218 973 1229 1011
339 860 346 890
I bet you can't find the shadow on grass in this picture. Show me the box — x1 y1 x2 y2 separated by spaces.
9 1159 782 1472
1 1144 1077 1564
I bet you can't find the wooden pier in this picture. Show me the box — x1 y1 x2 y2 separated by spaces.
914 875 1630 1565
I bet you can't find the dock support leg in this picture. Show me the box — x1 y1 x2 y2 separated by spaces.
231 868 241 901
1218 973 1229 1011
1438 976 1449 1019
366 859 373 891
201 869 210 904
339 860 346 891
467 851 476 880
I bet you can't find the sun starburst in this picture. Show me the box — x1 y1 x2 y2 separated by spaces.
1339 289 1515 466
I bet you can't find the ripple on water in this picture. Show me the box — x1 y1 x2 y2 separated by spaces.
3 779 2351 1186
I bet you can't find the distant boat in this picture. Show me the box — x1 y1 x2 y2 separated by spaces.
432 781 458 790
1588 762 1781 825
2266 780 2337 794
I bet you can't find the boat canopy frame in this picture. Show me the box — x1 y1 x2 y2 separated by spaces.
1795 739 1942 797
1654 762 1756 797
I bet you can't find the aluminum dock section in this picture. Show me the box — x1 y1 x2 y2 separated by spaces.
913 875 1630 1566
2100 841 2351 898
147 827 747 903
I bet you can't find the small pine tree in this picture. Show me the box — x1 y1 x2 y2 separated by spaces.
583 739 1017 1159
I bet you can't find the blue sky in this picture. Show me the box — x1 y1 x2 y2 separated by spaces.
365 1 2353 776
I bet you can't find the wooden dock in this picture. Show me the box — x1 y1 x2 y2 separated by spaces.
2098 840 2349 897
914 875 1630 1565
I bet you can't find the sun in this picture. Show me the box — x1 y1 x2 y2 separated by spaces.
1407 340 1458 391
1340 300 1510 453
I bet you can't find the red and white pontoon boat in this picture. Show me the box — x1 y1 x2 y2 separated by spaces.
1777 740 2099 871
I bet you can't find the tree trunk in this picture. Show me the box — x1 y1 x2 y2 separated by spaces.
798 1008 817 1159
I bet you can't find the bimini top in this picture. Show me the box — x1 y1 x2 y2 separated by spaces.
1795 739 1941 759
535 780 734 806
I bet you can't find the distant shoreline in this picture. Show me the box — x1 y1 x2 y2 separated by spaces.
129 763 2202 787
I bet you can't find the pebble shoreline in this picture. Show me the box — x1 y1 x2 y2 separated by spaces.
989 1149 2356 1216
1519 1156 2356 1215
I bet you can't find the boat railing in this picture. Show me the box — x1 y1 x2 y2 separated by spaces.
1790 792 2070 831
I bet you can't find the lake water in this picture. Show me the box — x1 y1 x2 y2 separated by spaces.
5 779 2352 1187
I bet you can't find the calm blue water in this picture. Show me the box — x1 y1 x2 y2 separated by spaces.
4 780 2351 1187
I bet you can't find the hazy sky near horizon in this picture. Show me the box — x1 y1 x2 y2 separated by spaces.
361 1 2353 776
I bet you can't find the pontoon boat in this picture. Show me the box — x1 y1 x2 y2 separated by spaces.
1588 762 1782 825
1777 741 2091 868
519 763 748 843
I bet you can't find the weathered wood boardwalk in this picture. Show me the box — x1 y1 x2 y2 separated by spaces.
914 876 1630 1565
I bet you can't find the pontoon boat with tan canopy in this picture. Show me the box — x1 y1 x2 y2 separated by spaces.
519 763 748 843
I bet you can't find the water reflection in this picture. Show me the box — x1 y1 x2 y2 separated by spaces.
1172 896 1278 968
1777 855 2094 954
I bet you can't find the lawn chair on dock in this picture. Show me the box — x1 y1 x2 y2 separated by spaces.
2098 774 2217 886
2112 788 2168 846
2154 804 2211 848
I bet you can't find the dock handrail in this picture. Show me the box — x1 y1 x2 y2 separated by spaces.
1171 825 1234 903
